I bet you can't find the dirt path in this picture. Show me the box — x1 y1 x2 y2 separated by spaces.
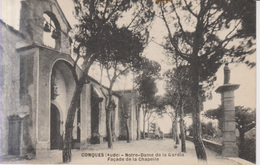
70 139 240 165
1 139 242 164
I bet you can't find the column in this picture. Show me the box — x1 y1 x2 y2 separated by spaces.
216 63 239 157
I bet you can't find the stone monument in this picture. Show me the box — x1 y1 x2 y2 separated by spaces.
216 63 239 157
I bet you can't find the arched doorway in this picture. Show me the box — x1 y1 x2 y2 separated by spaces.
50 104 62 149
50 60 79 148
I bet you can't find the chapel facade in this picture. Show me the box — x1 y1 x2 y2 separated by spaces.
0 0 139 158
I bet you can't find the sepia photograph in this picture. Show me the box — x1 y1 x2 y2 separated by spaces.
0 0 257 164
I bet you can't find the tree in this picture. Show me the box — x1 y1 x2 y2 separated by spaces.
187 121 216 138
163 105 180 145
97 27 148 148
136 103 141 140
117 59 160 142
163 66 195 152
147 109 161 138
140 80 157 139
157 0 255 160
204 106 256 157
138 76 158 139
203 105 223 129
235 106 256 157
155 95 180 145
201 121 216 137
135 59 161 139
62 0 155 162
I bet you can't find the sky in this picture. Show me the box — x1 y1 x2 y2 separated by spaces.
57 0 256 110
0 0 257 133
0 0 21 29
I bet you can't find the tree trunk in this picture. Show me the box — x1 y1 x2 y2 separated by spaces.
191 59 207 161
147 117 150 138
179 106 186 152
192 92 207 160
189 11 208 160
106 101 113 148
63 83 84 163
126 117 130 143
192 95 207 160
193 133 206 160
172 122 175 140
136 107 140 140
175 116 179 145
239 130 245 157
111 110 116 142
143 112 146 139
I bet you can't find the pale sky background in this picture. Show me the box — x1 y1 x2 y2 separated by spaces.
56 0 256 110
0 0 257 133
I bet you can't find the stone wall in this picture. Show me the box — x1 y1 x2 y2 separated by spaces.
186 136 222 155
36 47 75 149
10 0 73 154
80 84 91 146
113 96 120 139
0 21 24 156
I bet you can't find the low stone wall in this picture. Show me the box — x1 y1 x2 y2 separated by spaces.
186 136 193 142
203 139 222 154
186 136 255 164
186 136 222 154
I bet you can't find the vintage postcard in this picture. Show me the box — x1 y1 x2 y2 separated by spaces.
0 0 257 164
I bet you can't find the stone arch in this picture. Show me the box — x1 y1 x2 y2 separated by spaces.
92 86 103 98
50 60 80 147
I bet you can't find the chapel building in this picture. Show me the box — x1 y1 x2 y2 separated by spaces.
0 0 140 158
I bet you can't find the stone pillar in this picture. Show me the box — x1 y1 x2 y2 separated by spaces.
216 64 239 157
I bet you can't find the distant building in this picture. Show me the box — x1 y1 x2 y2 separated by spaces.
115 90 140 141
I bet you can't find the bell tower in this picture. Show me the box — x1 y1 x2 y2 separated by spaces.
19 0 71 54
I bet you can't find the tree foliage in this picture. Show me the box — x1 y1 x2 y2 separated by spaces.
201 122 216 137
188 121 216 137
135 59 160 107
204 105 256 133
159 0 256 85
163 65 207 117
164 66 193 113
73 0 155 69
158 0 256 160
134 59 160 138
138 76 158 105
135 58 161 78
204 105 256 158
63 0 155 162
213 0 256 38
